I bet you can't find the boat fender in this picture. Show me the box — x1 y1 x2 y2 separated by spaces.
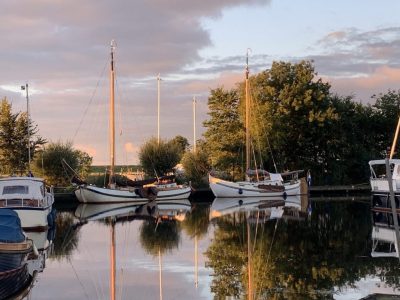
47 213 54 228
238 200 243 206
283 192 287 200
238 188 243 195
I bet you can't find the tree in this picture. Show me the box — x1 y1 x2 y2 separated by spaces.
203 88 244 177
34 141 92 186
0 98 45 175
138 137 181 177
170 135 189 158
181 141 211 188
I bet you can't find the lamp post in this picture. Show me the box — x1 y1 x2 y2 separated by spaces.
21 83 31 171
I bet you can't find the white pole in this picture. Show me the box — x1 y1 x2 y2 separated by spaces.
193 96 196 152
157 73 161 145
21 83 31 171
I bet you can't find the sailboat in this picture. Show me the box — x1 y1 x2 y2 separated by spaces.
74 41 157 203
208 52 302 198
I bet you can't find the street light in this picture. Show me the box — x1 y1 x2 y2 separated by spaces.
20 83 31 171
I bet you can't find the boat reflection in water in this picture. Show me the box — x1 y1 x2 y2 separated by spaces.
208 196 306 300
74 200 159 300
0 209 55 299
371 206 400 259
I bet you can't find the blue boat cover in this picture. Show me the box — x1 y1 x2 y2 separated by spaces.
0 209 25 243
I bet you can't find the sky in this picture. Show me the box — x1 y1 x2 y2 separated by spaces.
1 0 400 165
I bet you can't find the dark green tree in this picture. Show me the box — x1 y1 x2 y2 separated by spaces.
0 98 46 174
170 135 189 159
203 87 244 178
33 141 92 186
138 137 181 177
181 142 211 188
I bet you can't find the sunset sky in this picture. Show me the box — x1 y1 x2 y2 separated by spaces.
1 0 400 164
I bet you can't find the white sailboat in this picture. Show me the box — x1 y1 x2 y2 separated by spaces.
209 51 301 198
74 41 157 203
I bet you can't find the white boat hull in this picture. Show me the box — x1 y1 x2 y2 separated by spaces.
0 177 55 230
209 174 301 198
156 186 191 200
75 185 153 203
10 206 53 230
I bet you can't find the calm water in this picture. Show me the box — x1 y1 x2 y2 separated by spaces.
7 197 400 299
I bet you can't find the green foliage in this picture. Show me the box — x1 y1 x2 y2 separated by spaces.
181 144 211 188
33 141 92 186
203 87 244 177
203 61 400 184
138 137 181 177
0 98 45 175
170 135 189 158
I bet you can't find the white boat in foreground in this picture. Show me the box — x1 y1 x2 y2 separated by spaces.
0 177 54 230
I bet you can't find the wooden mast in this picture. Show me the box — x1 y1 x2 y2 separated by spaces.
245 50 251 180
109 40 116 186
110 220 116 300
390 116 400 159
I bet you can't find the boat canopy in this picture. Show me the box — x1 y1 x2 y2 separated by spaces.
0 209 25 243
0 177 45 200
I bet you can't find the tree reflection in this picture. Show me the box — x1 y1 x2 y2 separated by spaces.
139 219 180 256
205 202 400 299
181 203 210 239
51 211 79 260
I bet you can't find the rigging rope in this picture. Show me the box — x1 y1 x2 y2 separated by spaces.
72 61 108 143
249 80 279 173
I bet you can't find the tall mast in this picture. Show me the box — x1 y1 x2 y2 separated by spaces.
157 73 161 144
109 40 116 186
245 49 250 180
110 220 116 300
193 96 197 152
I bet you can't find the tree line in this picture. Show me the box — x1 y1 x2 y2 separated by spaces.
201 60 400 185
1 59 399 186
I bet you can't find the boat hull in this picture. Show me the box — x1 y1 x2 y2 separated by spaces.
156 186 191 200
75 185 153 203
7 206 53 231
209 174 301 198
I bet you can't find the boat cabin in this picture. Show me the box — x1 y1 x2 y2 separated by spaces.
0 177 53 208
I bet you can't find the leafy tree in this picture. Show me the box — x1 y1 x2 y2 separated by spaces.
170 135 189 158
33 141 92 186
181 142 211 188
203 88 244 178
0 98 45 174
138 137 181 177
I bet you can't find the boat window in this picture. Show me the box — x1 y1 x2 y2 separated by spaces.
2 185 29 194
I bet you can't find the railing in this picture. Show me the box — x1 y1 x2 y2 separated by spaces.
0 195 54 208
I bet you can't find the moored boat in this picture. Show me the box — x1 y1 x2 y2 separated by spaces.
73 41 157 204
0 177 54 230
208 52 302 199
